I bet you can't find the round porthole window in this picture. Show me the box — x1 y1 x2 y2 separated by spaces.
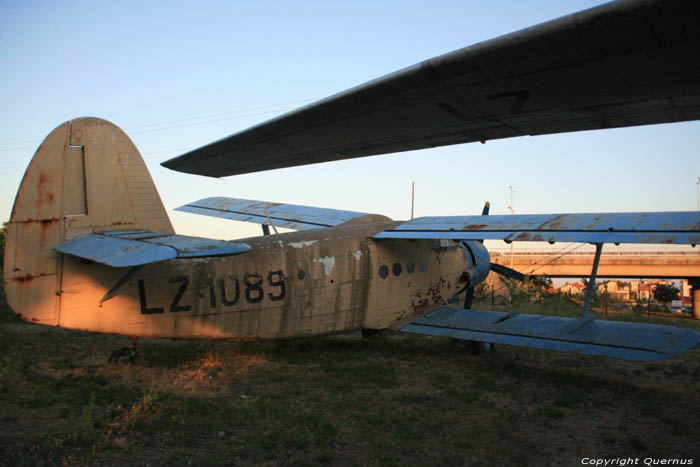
378 265 389 279
418 258 428 272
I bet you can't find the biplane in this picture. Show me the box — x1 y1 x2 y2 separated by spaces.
4 0 700 361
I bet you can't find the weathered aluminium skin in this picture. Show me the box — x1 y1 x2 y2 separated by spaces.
3 118 471 340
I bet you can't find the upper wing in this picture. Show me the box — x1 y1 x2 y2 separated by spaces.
374 212 700 245
176 197 375 231
162 0 700 177
55 230 251 267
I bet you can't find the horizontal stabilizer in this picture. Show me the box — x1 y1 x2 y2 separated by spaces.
402 307 700 361
375 212 700 245
55 230 251 267
176 197 373 231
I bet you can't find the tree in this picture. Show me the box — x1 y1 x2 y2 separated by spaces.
0 222 6 268
502 277 530 306
653 283 680 309
528 274 553 302
502 274 553 307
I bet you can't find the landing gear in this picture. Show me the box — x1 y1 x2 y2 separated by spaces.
470 340 494 355
457 339 494 356
361 328 385 339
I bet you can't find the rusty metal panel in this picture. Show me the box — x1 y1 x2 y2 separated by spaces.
375 212 700 245
176 197 372 230
363 239 469 330
55 231 251 267
403 307 700 361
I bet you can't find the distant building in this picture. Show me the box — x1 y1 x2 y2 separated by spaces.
597 280 631 301
560 281 586 295
637 282 655 300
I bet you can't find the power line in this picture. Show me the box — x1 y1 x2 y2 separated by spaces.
0 98 317 149
474 242 587 300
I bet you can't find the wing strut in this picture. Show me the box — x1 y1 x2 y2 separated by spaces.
581 243 603 318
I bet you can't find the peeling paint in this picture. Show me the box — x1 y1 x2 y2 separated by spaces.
313 256 336 276
289 240 318 249
352 250 363 261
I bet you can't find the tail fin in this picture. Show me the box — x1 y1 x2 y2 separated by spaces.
3 117 173 324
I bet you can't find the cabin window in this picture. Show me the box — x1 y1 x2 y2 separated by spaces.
418 258 428 272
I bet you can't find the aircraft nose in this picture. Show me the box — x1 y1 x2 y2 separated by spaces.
459 241 491 286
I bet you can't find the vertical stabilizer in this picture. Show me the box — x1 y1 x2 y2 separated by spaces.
3 117 173 324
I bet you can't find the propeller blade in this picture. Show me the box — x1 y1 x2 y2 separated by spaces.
490 263 526 282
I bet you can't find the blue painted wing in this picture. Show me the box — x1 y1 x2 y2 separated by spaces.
403 307 700 361
55 230 251 267
374 212 700 245
176 197 373 231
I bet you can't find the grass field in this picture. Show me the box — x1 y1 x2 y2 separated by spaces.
1 288 699 466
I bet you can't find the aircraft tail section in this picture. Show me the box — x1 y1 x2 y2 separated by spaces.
3 118 173 324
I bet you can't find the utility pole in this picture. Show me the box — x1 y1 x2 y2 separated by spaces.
507 185 516 268
411 181 415 220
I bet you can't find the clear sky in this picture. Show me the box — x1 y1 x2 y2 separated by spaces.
1 0 699 243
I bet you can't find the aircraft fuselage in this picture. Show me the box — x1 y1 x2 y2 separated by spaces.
55 216 472 340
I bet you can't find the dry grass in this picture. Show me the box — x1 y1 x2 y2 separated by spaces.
1 291 699 466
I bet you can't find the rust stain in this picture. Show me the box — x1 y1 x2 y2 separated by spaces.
15 218 60 225
38 173 49 189
461 223 488 230
36 173 55 207
515 232 530 241
543 214 567 230
14 274 34 283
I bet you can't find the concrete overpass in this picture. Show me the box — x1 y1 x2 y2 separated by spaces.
489 249 700 317
490 250 700 279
